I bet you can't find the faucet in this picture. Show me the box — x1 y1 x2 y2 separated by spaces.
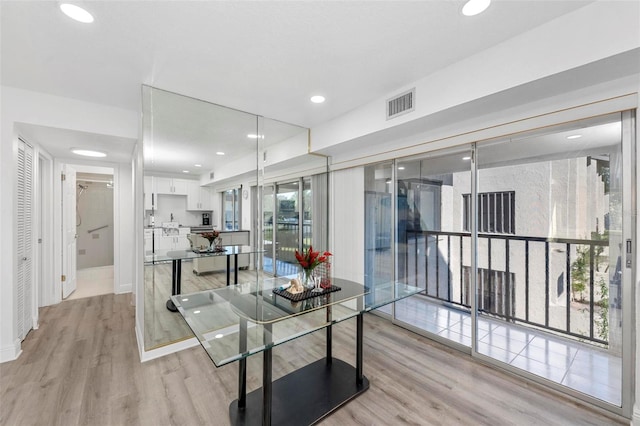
170 213 174 222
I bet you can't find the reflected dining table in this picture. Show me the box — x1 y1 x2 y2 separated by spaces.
171 276 422 426
145 246 262 312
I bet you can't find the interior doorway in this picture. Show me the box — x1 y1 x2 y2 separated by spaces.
63 165 115 300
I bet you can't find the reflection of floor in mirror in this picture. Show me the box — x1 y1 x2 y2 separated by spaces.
144 260 258 350
67 265 113 301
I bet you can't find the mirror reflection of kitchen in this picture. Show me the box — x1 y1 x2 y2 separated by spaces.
142 85 323 350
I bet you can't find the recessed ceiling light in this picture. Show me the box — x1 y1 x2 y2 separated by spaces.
567 134 583 140
398 166 405 170
310 95 326 104
182 170 190 173
216 152 225 156
59 3 94 23
462 0 491 16
70 148 106 157
463 156 472 161
194 310 201 314
194 164 202 167
215 334 224 339
247 134 265 139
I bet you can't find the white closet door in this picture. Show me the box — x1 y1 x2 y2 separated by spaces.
17 139 34 341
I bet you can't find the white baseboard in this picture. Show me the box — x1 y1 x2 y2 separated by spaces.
0 339 22 363
116 282 132 294
135 325 199 363
632 405 640 426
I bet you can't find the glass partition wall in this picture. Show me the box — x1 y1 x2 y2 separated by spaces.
375 112 633 414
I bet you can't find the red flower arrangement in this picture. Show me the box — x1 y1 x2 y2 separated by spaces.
294 246 332 273
201 230 220 244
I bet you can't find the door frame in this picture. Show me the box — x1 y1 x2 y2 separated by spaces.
35 149 54 308
619 109 635 416
51 160 120 304
61 164 77 299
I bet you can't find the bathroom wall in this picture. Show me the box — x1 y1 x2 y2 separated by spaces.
77 174 114 269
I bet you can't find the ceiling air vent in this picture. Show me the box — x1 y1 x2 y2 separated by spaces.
386 88 415 120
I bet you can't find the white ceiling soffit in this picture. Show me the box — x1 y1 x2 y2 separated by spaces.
1 1 593 129
15 123 136 165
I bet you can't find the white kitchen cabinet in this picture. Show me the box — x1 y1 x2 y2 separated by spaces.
218 230 250 246
155 177 189 195
154 227 191 251
144 228 154 254
144 176 155 210
186 181 213 211
177 227 191 249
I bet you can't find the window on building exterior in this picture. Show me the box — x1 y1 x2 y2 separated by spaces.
463 191 515 234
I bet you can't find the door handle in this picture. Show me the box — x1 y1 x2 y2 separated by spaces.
22 257 27 261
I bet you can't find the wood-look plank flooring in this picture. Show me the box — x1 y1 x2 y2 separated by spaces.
0 293 626 426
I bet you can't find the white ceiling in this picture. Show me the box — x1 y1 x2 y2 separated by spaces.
1 0 593 167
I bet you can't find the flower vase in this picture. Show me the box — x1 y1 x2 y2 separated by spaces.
299 269 315 291
214 237 223 252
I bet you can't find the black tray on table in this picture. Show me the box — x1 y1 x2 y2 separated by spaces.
272 285 341 302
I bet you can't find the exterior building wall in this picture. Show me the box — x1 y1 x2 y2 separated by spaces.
434 154 614 341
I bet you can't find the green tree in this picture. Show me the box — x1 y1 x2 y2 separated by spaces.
570 246 589 302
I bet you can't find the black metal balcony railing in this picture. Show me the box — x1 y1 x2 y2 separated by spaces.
404 230 610 345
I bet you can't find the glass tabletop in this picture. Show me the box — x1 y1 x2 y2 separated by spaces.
144 245 262 264
171 277 422 367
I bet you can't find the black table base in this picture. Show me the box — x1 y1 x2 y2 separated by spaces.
229 358 369 426
166 253 241 311
166 259 181 312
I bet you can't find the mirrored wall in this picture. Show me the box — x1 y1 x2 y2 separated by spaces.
141 86 326 350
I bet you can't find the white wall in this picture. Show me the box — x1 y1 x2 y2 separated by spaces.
331 167 365 283
0 86 137 362
312 1 640 157
76 177 115 269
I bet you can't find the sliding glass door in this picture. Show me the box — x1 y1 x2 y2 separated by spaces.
262 175 327 277
364 163 394 315
474 113 628 407
392 147 473 347
263 184 275 274
275 180 300 275
377 111 634 413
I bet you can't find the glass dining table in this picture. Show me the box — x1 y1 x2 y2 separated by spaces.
171 276 422 426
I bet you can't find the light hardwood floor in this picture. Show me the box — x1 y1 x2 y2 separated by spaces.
0 293 626 426
144 261 258 349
